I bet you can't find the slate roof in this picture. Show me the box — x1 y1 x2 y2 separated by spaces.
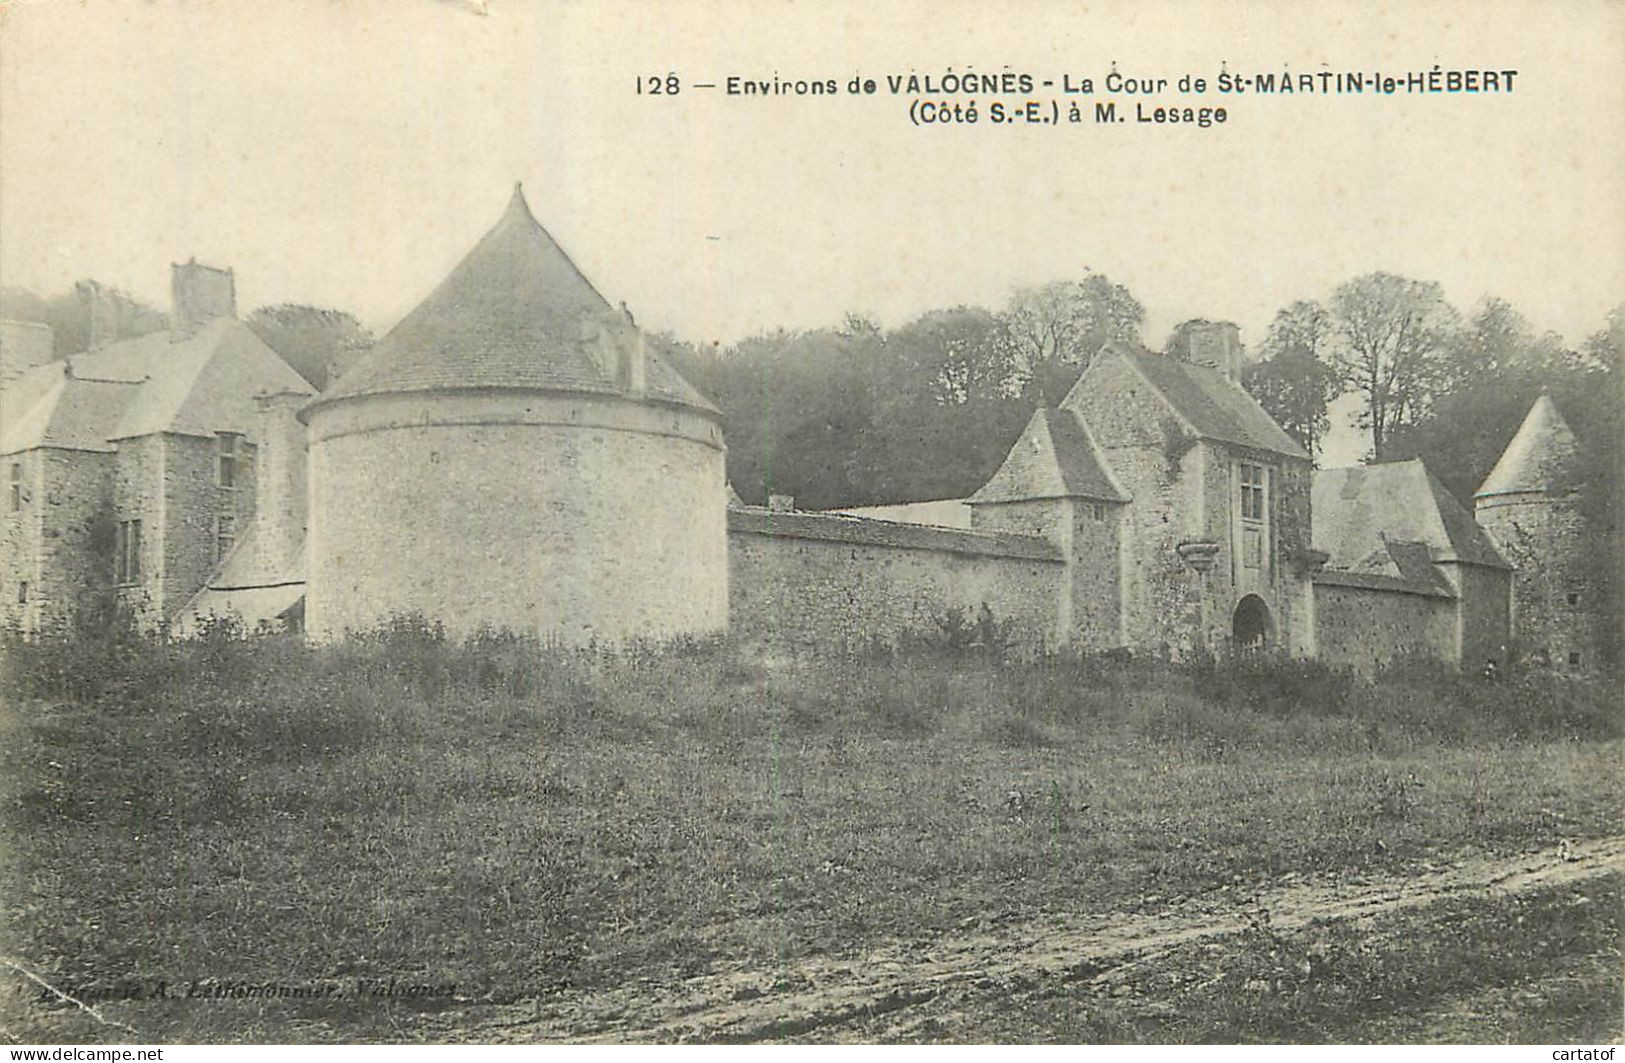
310 185 716 415
1475 394 1578 499
727 506 1063 562
1311 538 1456 598
0 320 310 455
0 373 137 454
1313 460 1509 575
1091 343 1308 459
969 407 1129 504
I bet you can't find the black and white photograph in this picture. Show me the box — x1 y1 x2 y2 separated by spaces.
0 0 1620 1049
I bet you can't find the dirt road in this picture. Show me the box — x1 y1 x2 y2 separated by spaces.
448 836 1625 1043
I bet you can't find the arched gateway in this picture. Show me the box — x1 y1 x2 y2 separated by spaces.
1232 595 1272 654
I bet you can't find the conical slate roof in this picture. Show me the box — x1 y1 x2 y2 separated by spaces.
311 185 715 413
969 407 1128 504
1475 394 1578 499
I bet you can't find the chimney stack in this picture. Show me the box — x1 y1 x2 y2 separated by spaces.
618 302 646 395
77 280 125 350
253 390 310 576
1180 320 1243 384
171 259 237 338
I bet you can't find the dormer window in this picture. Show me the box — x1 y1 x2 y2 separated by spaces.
217 433 241 488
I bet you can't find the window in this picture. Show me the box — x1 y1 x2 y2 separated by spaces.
216 514 236 562
1239 462 1266 521
1568 652 1581 666
115 519 143 584
9 462 20 512
1239 462 1267 569
1567 592 1581 607
217 433 240 488
1091 503 1106 521
16 581 26 604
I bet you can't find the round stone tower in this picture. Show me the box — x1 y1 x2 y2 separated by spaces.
1473 394 1594 671
301 186 727 644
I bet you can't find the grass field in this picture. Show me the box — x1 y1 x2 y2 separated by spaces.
1 623 1619 1043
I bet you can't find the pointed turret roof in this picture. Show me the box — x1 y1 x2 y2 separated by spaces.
312 185 715 413
1475 394 1579 499
969 407 1128 504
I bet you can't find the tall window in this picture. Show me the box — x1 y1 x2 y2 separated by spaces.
115 520 143 584
217 433 240 488
1239 462 1267 570
1240 462 1266 521
216 514 236 562
9 462 20 511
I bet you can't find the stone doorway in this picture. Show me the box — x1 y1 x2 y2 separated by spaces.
1232 594 1272 655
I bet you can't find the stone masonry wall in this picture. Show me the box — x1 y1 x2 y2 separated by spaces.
0 450 42 631
1066 356 1207 658
728 509 1064 654
1313 583 1457 674
305 391 728 644
112 433 256 630
1437 561 1512 670
1066 355 1315 659
162 433 256 626
32 449 114 631
1477 495 1597 672
112 435 165 626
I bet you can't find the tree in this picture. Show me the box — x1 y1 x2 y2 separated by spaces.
1384 301 1621 666
1003 274 1143 405
1438 296 1566 389
0 282 166 356
245 305 373 390
887 306 1017 406
1237 302 1342 461
1327 272 1460 461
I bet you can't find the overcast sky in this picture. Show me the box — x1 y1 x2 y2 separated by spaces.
2 0 1621 463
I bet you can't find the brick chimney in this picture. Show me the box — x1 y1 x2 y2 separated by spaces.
1181 320 1243 384
171 259 236 338
253 390 309 575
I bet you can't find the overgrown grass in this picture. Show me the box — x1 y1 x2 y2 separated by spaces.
0 622 1619 1042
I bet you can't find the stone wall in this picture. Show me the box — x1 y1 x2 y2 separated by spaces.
111 432 256 630
1065 355 1203 657
0 450 42 631
112 435 165 625
1065 355 1316 659
253 392 309 575
1477 495 1596 672
728 507 1064 654
305 390 728 644
1312 582 1457 673
1438 561 1512 670
32 449 114 630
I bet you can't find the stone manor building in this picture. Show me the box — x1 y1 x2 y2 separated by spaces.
0 189 1602 673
